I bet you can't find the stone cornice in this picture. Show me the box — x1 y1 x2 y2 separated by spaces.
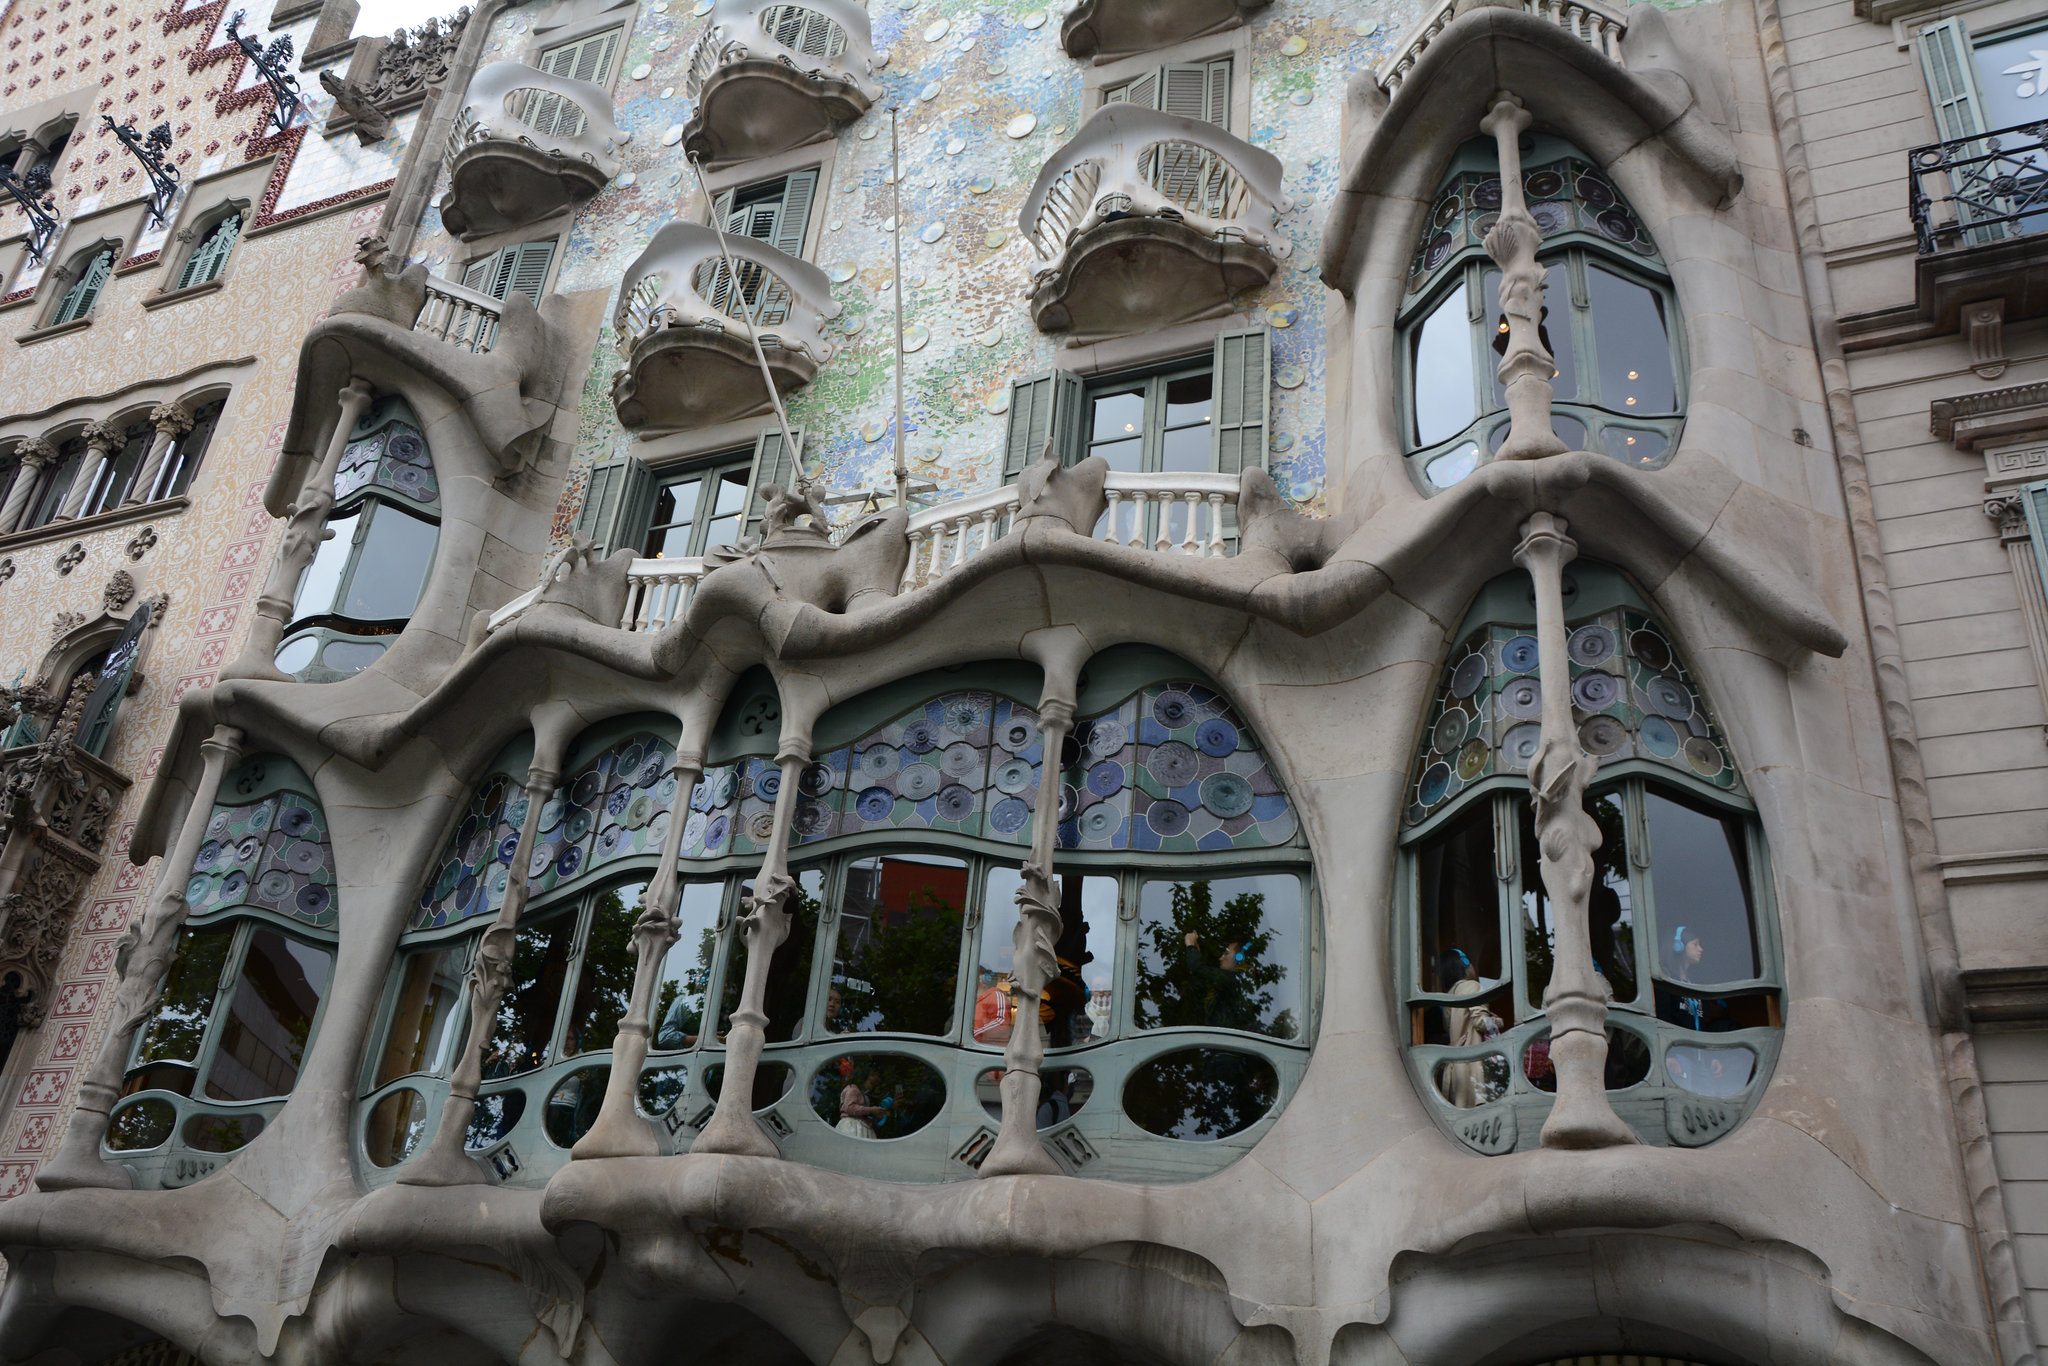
1931 380 2048 449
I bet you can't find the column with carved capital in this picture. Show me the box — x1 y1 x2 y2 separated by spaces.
123 401 193 507
11 142 43 180
574 742 707 1159
1481 94 1568 463
36 723 244 1190
54 419 122 522
1516 513 1634 1148
1986 492 2048 742
227 378 374 681
0 438 55 534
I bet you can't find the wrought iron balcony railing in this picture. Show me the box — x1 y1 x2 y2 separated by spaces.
1379 0 1627 92
1909 120 2048 254
447 60 628 172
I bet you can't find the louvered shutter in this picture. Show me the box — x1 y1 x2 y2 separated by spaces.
1102 69 1157 109
743 426 804 539
504 240 555 306
53 250 112 325
573 456 658 555
1921 19 1988 144
1002 370 1084 481
461 251 496 292
527 30 619 140
78 601 151 758
1160 64 1214 121
1211 326 1269 477
178 213 240 290
772 170 817 258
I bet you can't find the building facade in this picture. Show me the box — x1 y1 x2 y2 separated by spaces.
0 0 2037 1357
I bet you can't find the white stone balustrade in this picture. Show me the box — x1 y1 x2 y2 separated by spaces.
1379 0 1627 92
447 60 629 175
414 275 505 354
613 222 834 363
618 558 708 631
683 0 879 105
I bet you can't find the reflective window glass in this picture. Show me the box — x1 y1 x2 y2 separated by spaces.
1588 265 1675 415
566 881 648 1055
1518 790 1633 1009
340 502 437 621
1087 388 1146 471
826 853 968 1037
717 868 824 1044
201 929 334 1102
135 924 234 1067
1411 281 1476 445
484 915 576 1078
1489 263 1577 407
1415 802 1502 996
977 868 1116 1048
375 945 465 1087
653 881 725 1050
1645 788 1758 985
293 511 358 618
1135 873 1302 1039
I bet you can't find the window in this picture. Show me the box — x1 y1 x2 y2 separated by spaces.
74 596 157 758
275 395 441 683
644 451 753 557
574 427 801 562
146 398 223 503
1397 136 1683 491
1101 56 1232 129
696 171 820 328
760 3 847 58
1918 18 2048 245
1399 566 1779 1153
24 435 85 529
50 244 114 326
72 418 150 520
520 28 622 139
460 238 557 307
175 210 242 290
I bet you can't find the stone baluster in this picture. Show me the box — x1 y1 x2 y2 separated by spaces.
227 378 376 681
1517 512 1635 1149
902 529 925 591
976 504 999 558
55 420 121 522
0 438 56 534
1102 488 1122 543
1128 492 1150 548
124 402 194 507
950 513 972 571
403 714 575 1185
927 521 948 581
37 723 244 1190
576 735 708 1158
1481 94 1567 463
1205 493 1227 555
620 576 645 631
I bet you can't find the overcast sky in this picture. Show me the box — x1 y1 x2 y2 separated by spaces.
349 0 465 38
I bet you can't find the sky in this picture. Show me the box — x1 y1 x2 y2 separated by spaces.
349 0 464 39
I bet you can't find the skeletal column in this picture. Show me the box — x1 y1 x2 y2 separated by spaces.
37 723 244 1191
1517 512 1634 1149
124 401 193 507
54 419 121 522
0 438 55 533
1481 93 1568 463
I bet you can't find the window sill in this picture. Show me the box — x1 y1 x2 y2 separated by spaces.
143 278 226 310
16 315 91 346
0 496 188 552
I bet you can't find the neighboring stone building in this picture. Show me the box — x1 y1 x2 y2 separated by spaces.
0 0 2044 1358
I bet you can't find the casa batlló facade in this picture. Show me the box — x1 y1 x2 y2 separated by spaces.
0 0 2042 1357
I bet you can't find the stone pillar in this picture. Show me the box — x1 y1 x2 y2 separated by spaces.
226 378 374 681
55 419 121 522
124 401 193 507
36 723 244 1191
1480 93 1567 463
1516 513 1634 1150
11 141 43 179
0 437 56 534
573 742 706 1160
401 718 572 1186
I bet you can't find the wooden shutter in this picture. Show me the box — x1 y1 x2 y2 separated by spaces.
1102 69 1158 109
742 426 804 539
528 30 618 140
53 249 112 325
1002 370 1084 481
573 456 658 555
1210 326 1269 477
504 240 555 306
78 601 151 758
1160 64 1214 121
461 250 498 292
1920 19 1988 144
772 170 817 259
178 213 240 290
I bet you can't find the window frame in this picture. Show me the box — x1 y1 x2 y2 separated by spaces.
172 205 246 292
1081 29 1252 134
643 447 757 559
46 240 118 327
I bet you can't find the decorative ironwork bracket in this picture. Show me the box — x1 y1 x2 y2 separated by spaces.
0 164 59 262
101 116 180 227
227 10 304 136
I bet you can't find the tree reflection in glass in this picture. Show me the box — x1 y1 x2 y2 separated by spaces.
717 868 823 1044
653 881 724 1050
827 854 967 1037
566 882 647 1054
484 915 575 1078
134 925 234 1071
1134 875 1300 1039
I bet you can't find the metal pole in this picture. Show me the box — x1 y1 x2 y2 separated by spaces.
687 154 806 487
890 106 909 509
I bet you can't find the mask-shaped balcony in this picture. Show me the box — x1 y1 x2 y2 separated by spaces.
1020 105 1286 342
611 222 836 430
680 0 881 168
439 60 629 239
1061 0 1269 63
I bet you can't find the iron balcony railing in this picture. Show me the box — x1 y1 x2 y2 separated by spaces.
1909 119 2048 254
682 0 877 102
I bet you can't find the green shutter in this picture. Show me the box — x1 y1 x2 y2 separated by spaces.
504 240 555 306
743 426 804 539
178 213 240 290
53 249 112 325
573 456 658 555
772 169 817 259
461 250 496 292
1211 326 1269 477
1002 369 1084 481
1920 19 1988 144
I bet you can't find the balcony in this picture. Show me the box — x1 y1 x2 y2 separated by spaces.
1061 0 1268 63
681 0 880 169
412 274 505 354
1020 105 1285 341
610 222 835 430
1379 0 1628 93
439 60 629 239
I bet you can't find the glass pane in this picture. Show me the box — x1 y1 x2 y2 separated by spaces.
566 881 649 1055
293 511 358 618
1159 423 1209 474
374 946 465 1086
1426 443 1480 489
1489 263 1575 406
703 1059 794 1109
1135 873 1303 1039
1433 1052 1510 1108
1090 437 1143 473
1123 1046 1277 1139
1523 1024 1650 1091
1089 389 1145 442
466 1089 525 1148
483 915 577 1078
653 881 725 1050
810 1052 947 1138
135 925 234 1066
1602 425 1666 465
976 869 1116 1048
543 1063 610 1147
1666 1043 1755 1097
827 853 968 1037
201 930 335 1102
1412 281 1476 445
639 1064 687 1116
1415 801 1504 997
977 1065 1093 1125
1646 788 1758 985
1518 789 1633 1009
1552 413 1588 451
717 868 824 1044
700 468 751 552
184 1111 264 1152
1163 372 1213 426
107 1097 176 1151
365 1087 428 1167
1589 265 1675 414
339 502 437 621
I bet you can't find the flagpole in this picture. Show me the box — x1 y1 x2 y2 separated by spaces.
890 105 909 510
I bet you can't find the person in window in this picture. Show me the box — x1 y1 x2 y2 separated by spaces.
1657 925 1708 1030
1044 952 1091 1048
1589 885 1636 1002
656 993 700 1050
835 1061 888 1138
972 969 1011 1045
1181 930 1255 1030
1436 949 1503 1109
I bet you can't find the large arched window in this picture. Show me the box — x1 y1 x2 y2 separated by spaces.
1399 566 1780 1154
366 652 1316 1186
275 395 441 683
1399 136 1685 492
104 755 339 1187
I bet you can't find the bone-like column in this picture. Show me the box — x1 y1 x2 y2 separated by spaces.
402 737 567 1186
573 745 706 1160
228 378 375 680
1517 512 1635 1149
37 723 245 1191
0 438 55 534
53 419 121 522
693 740 809 1159
1481 93 1568 463
124 401 194 507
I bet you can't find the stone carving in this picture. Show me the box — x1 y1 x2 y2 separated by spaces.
147 401 193 439
529 535 632 628
318 70 396 143
124 526 157 561
1480 96 1567 462
336 10 469 118
101 570 135 613
53 545 84 578
47 610 82 641
0 559 14 583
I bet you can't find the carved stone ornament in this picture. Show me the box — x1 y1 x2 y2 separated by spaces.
54 544 85 577
48 609 83 640
102 569 135 613
0 559 14 584
147 401 193 438
13 436 55 469
354 233 392 275
1967 299 2008 381
78 419 122 454
319 70 396 143
143 591 169 625
125 526 157 561
331 9 471 128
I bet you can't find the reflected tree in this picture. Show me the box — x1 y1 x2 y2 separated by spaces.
1136 881 1292 1039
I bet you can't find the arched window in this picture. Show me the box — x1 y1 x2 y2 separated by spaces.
49 243 115 326
146 397 223 503
23 433 86 529
104 756 339 1186
1398 136 1685 491
275 395 441 683
175 209 242 291
1399 566 1780 1155
369 654 1316 1186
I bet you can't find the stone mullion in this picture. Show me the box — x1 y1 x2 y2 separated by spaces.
55 422 121 523
0 439 54 534
1480 93 1567 464
124 402 194 508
